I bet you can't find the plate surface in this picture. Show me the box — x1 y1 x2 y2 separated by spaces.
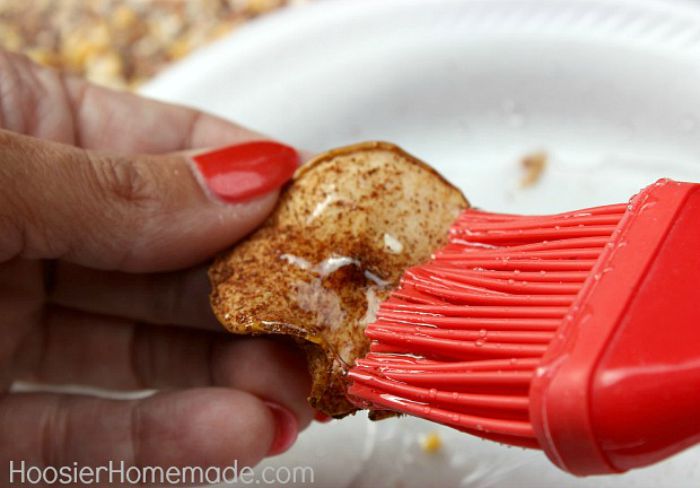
142 0 700 486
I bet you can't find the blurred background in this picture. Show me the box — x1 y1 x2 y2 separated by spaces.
0 0 305 89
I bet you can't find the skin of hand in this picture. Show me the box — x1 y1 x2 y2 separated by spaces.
0 50 315 473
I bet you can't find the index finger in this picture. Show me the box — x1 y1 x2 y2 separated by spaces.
0 50 264 152
63 75 263 153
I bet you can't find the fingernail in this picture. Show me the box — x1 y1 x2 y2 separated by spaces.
192 141 299 203
265 401 299 456
314 410 332 423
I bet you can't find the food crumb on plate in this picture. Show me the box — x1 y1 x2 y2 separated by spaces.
520 150 548 188
421 431 443 454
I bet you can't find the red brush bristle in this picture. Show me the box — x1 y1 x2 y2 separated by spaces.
346 203 626 447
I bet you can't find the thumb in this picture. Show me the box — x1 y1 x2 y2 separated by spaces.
0 129 298 272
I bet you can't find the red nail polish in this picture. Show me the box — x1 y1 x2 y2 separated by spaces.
314 410 332 423
193 141 299 203
265 401 299 456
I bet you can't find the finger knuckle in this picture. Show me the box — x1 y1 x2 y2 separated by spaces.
129 402 145 468
90 153 159 209
39 397 69 466
153 273 193 326
130 326 157 389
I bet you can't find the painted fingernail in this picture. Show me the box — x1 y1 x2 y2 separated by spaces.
265 401 299 456
192 141 299 203
314 410 332 423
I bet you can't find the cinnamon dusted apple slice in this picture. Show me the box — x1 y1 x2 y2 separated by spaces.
209 141 468 417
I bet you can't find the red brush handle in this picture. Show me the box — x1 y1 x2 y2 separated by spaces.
592 183 700 471
531 180 700 475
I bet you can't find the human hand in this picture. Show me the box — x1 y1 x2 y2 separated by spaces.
0 50 313 474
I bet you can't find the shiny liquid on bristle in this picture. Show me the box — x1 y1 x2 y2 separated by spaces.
346 203 627 448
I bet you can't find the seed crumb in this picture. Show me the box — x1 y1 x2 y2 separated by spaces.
421 431 442 454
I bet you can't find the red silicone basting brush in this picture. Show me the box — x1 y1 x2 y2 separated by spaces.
346 178 700 476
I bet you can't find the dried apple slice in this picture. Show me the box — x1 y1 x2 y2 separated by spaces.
209 141 468 417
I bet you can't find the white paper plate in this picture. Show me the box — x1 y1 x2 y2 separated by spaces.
141 0 700 486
